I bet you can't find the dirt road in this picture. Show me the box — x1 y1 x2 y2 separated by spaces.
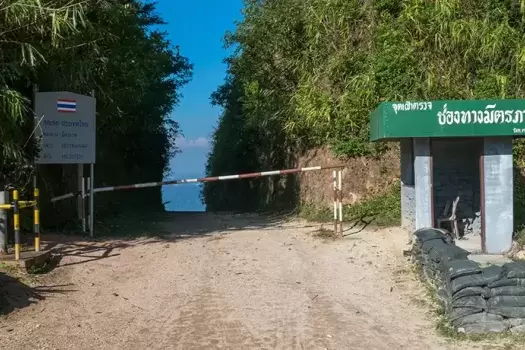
0 213 502 349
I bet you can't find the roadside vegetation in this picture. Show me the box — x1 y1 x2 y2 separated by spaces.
203 0 525 227
0 1 192 234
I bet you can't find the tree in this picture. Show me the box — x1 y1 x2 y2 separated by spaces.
205 0 525 211
0 0 192 226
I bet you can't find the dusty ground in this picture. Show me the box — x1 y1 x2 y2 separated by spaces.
0 213 511 349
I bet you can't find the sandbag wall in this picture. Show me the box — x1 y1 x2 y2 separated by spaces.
413 228 525 334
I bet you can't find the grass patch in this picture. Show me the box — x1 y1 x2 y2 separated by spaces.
298 203 332 222
0 263 37 285
27 255 61 275
27 262 52 275
514 226 525 248
299 181 401 228
0 262 21 277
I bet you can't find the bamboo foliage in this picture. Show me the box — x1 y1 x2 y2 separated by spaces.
0 0 192 212
204 0 525 210
0 0 87 176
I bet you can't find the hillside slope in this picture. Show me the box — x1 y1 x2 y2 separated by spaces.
203 0 525 225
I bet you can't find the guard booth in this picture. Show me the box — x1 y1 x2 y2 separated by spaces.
370 99 525 254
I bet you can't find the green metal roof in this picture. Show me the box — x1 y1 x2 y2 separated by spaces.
370 99 525 141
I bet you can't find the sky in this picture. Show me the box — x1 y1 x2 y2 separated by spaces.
155 1 244 179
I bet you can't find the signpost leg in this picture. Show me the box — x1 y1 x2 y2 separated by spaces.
78 164 86 233
89 163 95 237
89 90 96 238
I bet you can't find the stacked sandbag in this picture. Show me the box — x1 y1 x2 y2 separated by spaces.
444 262 507 333
411 228 525 334
412 228 458 290
485 261 525 333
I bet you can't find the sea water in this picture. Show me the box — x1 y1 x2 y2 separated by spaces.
161 181 205 212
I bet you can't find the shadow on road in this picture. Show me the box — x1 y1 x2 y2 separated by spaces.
158 211 316 239
0 272 77 315
35 211 317 269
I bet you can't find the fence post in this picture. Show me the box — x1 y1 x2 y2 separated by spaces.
0 191 9 254
338 169 343 236
333 170 338 233
13 190 20 261
34 188 40 252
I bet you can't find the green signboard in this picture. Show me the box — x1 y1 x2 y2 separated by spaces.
369 99 525 141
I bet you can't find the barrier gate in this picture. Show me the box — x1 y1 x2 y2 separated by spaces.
0 189 40 261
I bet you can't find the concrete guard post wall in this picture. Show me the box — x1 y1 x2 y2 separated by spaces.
414 138 433 229
372 100 525 255
413 228 525 334
432 139 482 236
400 139 415 231
483 137 514 254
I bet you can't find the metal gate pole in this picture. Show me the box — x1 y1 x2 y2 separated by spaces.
89 90 96 237
89 164 95 237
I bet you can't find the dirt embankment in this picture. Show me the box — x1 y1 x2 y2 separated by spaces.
297 147 400 207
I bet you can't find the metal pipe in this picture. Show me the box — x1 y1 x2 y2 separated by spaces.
51 165 346 203
34 188 40 252
338 169 343 236
89 163 94 237
333 170 337 234
13 190 20 261
19 201 37 208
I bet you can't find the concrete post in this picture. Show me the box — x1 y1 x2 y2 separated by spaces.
0 191 9 254
414 138 433 229
483 137 513 254
400 139 415 231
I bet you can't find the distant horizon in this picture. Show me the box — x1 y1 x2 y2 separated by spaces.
157 1 242 212
158 1 242 183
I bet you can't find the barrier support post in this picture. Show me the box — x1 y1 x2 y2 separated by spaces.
333 170 337 234
338 169 343 236
34 188 40 252
13 190 20 261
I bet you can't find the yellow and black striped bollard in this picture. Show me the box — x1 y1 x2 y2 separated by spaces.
34 188 40 252
13 190 20 261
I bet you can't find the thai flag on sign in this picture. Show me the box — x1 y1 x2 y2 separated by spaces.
56 99 77 113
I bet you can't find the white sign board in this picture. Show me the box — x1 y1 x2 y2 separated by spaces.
34 91 96 164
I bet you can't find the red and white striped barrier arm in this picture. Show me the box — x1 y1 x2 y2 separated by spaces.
50 165 344 203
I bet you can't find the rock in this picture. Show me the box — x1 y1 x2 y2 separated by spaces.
517 250 525 261
504 318 525 327
507 241 521 258
457 322 507 334
510 325 525 334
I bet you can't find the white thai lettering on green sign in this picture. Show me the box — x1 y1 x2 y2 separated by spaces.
437 103 525 125
393 101 433 114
